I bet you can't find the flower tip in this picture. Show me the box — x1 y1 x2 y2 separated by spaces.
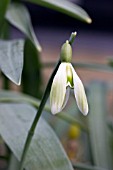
50 106 56 115
83 110 88 116
51 111 57 115
51 108 59 115
82 106 88 116
87 18 92 24
50 104 60 115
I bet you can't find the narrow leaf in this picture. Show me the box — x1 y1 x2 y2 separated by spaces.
0 39 24 85
73 163 107 170
22 39 42 98
88 82 113 170
0 90 87 132
0 0 10 27
8 154 20 170
0 103 73 170
0 20 10 39
5 2 41 52
25 0 92 23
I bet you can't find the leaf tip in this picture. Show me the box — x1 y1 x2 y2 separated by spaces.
87 17 92 24
38 46 42 52
12 78 21 86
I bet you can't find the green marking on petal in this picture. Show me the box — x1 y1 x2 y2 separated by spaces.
66 63 74 88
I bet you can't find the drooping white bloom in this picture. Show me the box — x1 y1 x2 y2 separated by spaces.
50 62 88 115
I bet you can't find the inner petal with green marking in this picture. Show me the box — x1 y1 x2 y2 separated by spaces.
66 64 74 88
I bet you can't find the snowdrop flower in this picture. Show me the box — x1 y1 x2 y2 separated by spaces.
50 41 88 115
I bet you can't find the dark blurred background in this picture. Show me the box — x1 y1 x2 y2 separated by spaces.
25 0 113 32
10 0 113 87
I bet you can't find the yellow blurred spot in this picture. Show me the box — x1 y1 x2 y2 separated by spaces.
68 125 81 139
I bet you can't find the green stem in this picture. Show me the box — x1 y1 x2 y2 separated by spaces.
19 32 76 170
20 59 61 170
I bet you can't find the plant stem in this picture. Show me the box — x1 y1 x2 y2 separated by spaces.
19 59 61 170
19 32 76 170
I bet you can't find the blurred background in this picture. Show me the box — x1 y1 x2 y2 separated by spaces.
0 0 113 170
21 0 113 85
27 0 113 32
23 1 113 168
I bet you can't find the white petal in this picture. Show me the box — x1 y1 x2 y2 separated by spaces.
50 63 67 114
70 64 88 115
61 87 70 111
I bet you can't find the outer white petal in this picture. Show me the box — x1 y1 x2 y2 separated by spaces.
50 63 67 114
70 64 88 115
61 87 70 111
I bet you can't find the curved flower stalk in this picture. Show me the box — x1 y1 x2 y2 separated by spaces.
50 40 88 116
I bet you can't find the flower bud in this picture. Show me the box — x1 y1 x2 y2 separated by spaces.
60 40 72 62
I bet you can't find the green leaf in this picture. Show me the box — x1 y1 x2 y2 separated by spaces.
25 0 92 23
22 39 42 98
73 163 107 170
0 90 87 132
9 154 20 170
88 82 113 170
5 2 41 52
0 103 73 170
0 39 24 85
0 20 10 39
0 0 10 28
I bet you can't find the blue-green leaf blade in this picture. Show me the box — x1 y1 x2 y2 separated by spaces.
0 103 73 170
5 2 41 52
25 0 92 23
88 82 113 170
0 39 24 85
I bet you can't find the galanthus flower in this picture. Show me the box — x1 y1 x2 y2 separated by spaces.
50 40 88 116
